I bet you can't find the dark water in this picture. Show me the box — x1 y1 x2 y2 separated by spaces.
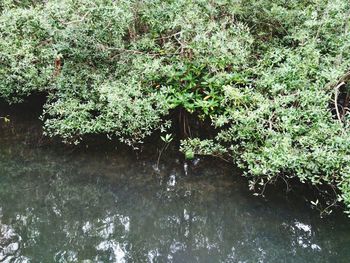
0 113 350 262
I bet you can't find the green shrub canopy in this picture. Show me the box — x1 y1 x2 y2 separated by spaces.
1 0 350 215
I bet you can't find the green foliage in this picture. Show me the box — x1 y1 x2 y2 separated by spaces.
180 138 227 160
1 0 350 214
179 1 350 214
1 0 170 145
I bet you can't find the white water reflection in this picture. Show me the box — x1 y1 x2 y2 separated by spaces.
96 240 126 262
147 248 160 262
281 220 323 254
0 222 22 262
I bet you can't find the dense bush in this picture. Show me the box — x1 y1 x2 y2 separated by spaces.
1 0 350 215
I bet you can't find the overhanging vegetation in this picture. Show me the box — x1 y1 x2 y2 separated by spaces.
1 0 350 215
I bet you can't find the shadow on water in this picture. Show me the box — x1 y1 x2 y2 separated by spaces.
0 101 350 263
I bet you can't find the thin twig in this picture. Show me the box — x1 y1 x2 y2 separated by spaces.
334 82 345 123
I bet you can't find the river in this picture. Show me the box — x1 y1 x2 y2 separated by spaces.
0 106 349 262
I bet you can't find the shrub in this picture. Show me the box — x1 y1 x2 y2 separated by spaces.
1 0 350 215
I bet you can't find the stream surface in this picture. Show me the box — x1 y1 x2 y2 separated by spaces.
0 109 350 263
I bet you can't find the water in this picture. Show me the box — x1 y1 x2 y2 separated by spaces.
0 110 350 262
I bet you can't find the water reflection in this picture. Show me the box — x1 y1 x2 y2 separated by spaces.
0 119 350 262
